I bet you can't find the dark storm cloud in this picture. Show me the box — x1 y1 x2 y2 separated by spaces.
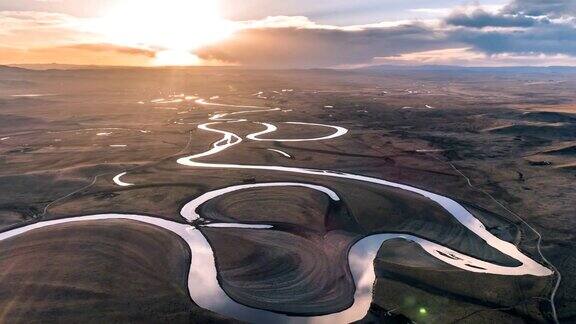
196 24 455 67
503 0 576 17
445 9 547 28
443 0 576 57
451 22 576 55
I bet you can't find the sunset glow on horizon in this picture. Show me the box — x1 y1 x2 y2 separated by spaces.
87 0 237 65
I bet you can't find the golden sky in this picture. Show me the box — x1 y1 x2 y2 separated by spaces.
0 2 237 66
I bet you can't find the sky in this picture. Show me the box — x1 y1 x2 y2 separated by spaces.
1 0 575 67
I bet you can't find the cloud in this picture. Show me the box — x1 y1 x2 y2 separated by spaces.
373 47 576 67
196 6 576 68
0 11 156 65
62 43 155 57
196 0 576 68
195 19 455 68
445 9 547 28
0 43 155 65
442 2 576 58
504 0 576 18
0 11 96 47
450 22 576 56
409 8 452 16
2 0 576 68
374 47 486 66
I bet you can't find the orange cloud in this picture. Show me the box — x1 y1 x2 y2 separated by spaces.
0 44 155 66
0 11 156 66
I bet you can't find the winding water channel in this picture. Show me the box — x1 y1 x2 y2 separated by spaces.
0 96 553 323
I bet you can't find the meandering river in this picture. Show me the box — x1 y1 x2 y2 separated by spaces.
0 96 553 323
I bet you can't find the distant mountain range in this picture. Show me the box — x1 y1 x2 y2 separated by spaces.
354 64 576 73
0 65 31 72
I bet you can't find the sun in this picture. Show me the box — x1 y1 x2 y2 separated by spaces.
91 0 236 65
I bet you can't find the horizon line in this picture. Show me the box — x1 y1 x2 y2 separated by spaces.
4 63 576 71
